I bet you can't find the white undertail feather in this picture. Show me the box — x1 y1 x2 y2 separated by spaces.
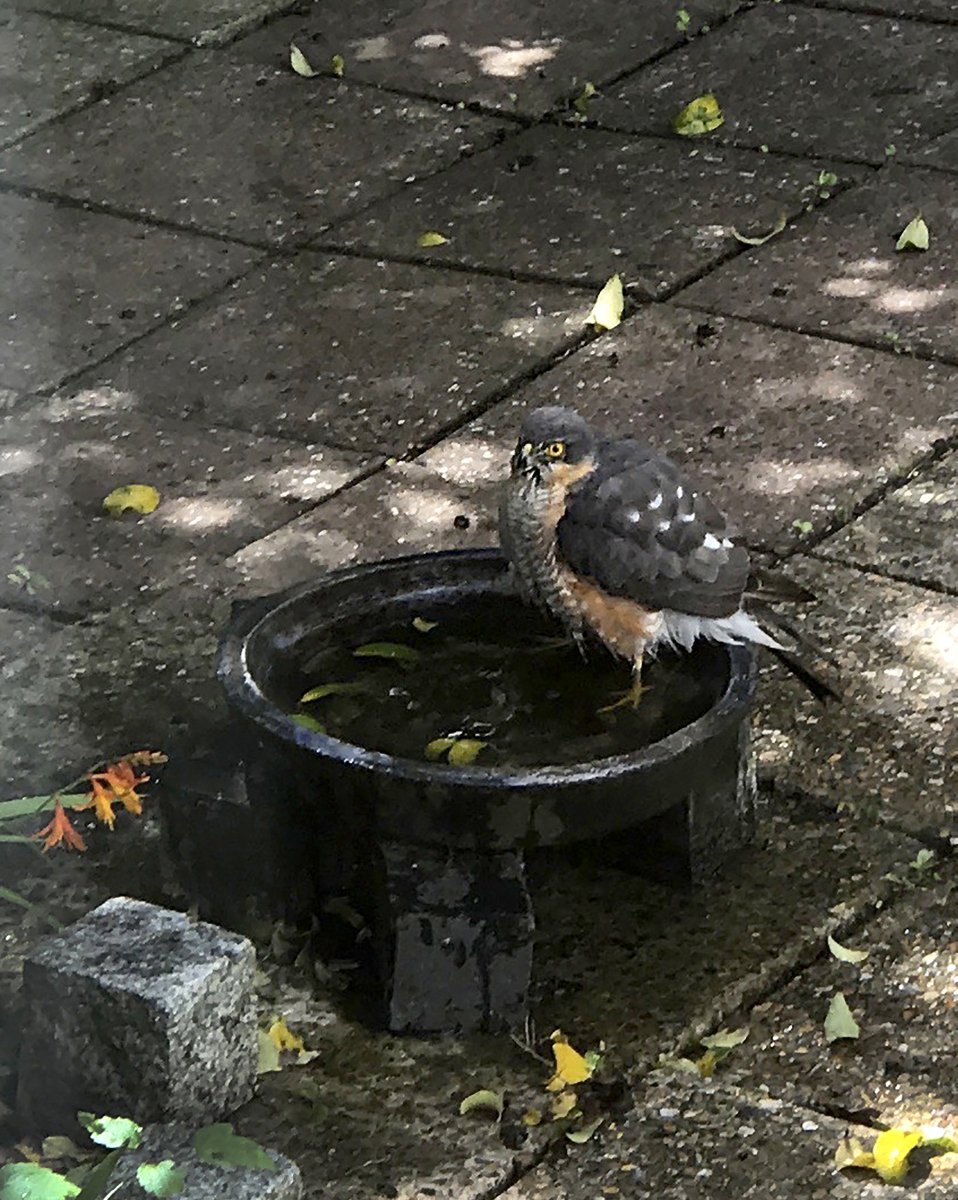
656 608 783 654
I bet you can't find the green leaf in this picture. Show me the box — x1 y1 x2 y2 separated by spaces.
896 216 929 252
424 737 457 762
74 1151 122 1200
289 43 318 77
0 885 34 911
792 519 814 535
257 1029 282 1074
676 8 691 32
730 211 786 246
672 93 723 136
824 991 860 1042
458 1089 504 1119
0 793 88 821
572 81 596 118
135 1161 185 1198
700 1027 749 1050
412 617 438 633
0 1163 80 1199
566 1117 604 1144
827 934 869 964
290 713 327 734
299 682 367 704
587 274 624 331
909 847 935 873
447 739 488 766
77 1114 141 1150
416 231 449 248
193 1125 276 1172
330 53 345 77
353 642 420 663
0 834 38 844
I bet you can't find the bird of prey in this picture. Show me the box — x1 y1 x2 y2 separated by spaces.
499 405 839 709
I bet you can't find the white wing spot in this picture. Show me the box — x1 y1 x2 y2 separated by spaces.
703 532 722 550
675 486 684 499
648 492 663 509
627 509 642 523
657 519 671 532
680 511 696 523
722 537 734 548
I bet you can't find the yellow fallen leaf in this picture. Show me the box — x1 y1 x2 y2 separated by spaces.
425 737 458 762
672 93 723 136
257 1029 282 1074
417 231 450 248
567 1117 603 1144
447 738 487 766
102 484 160 516
412 617 438 632
827 934 869 964
896 215 929 251
730 211 786 246
330 53 345 77
547 1033 594 1091
521 1108 542 1127
550 1090 578 1120
872 1129 923 1183
458 1089 504 1118
290 43 318 78
268 1017 305 1053
834 1135 874 1171
572 81 596 118
588 274 624 331
823 991 860 1042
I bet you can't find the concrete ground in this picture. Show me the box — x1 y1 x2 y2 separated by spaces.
1 0 956 1195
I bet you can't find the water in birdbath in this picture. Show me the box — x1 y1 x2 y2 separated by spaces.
277 595 720 769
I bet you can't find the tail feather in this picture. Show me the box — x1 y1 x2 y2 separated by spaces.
747 598 843 704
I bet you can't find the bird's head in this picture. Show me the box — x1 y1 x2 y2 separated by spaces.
510 406 596 483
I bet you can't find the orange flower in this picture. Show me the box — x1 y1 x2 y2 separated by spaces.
34 801 87 852
82 776 118 828
81 760 149 825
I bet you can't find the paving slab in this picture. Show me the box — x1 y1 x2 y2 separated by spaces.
817 451 958 591
229 303 958 586
0 10 177 150
501 1074 958 1199
0 191 258 392
77 253 588 453
235 0 730 116
329 124 860 293
0 54 505 246
0 390 369 616
911 125 958 172
753 557 956 838
799 0 958 21
718 877 958 1130
15 0 298 44
680 167 958 362
604 5 958 163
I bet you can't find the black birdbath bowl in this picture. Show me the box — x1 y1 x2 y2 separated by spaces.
212 548 759 1034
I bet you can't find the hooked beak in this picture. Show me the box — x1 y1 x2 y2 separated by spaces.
511 441 535 476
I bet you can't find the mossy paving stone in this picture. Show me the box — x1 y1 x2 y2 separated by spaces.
753 557 956 839
0 54 506 246
500 1074 958 1199
817 451 958 593
604 5 958 163
680 167 958 362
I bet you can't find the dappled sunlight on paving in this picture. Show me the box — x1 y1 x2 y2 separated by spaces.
889 607 958 681
466 38 561 78
745 456 861 497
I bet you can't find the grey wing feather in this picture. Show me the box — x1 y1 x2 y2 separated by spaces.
556 437 750 618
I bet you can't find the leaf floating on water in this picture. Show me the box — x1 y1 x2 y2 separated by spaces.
896 215 929 252
730 211 786 246
291 713 327 734
425 737 458 762
353 641 421 663
330 53 345 77
567 1118 604 1144
290 43 318 77
700 1027 749 1051
416 231 449 248
672 93 723 136
102 484 160 517
412 617 438 633
827 934 870 964
458 1089 504 1119
299 681 367 704
447 738 488 766
872 1129 923 1183
824 991 860 1042
588 274 624 331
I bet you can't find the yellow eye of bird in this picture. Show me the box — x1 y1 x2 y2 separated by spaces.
544 441 566 459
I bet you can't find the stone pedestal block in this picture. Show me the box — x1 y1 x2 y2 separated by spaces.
17 897 256 1134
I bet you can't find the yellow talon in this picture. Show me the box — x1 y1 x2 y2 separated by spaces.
598 676 651 715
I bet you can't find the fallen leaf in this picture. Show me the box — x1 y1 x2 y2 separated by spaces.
353 641 420 663
193 1125 276 1172
290 43 318 77
588 274 624 331
572 81 596 118
824 991 860 1043
291 713 327 735
676 9 691 32
550 1091 578 1121
458 1089 504 1119
792 519 814 535
136 1160 186 1198
412 617 438 633
41 1137 89 1164
425 737 458 762
567 1118 604 1144
300 682 367 704
417 231 449 248
447 738 488 766
77 1114 141 1151
330 53 345 77
547 1033 595 1091
521 1108 542 1127
834 1135 874 1171
700 1027 749 1050
730 211 786 246
102 484 160 517
827 934 869 964
0 1163 80 1199
872 1129 924 1183
257 1029 281 1074
268 1017 305 1054
896 216 929 252
672 93 723 136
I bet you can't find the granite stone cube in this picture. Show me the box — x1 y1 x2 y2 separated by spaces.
17 898 256 1134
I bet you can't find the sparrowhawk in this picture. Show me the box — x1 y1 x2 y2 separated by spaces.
499 405 839 708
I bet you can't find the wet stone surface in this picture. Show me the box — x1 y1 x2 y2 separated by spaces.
913 125 958 172
13 0 298 43
0 192 257 392
0 9 176 150
238 0 731 115
753 557 957 839
680 167 958 362
0 54 505 245
330 125 860 293
817 451 958 591
604 4 958 163
805 0 958 20
81 254 587 452
0 391 370 615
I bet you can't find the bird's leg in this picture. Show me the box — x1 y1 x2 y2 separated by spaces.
598 647 651 714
